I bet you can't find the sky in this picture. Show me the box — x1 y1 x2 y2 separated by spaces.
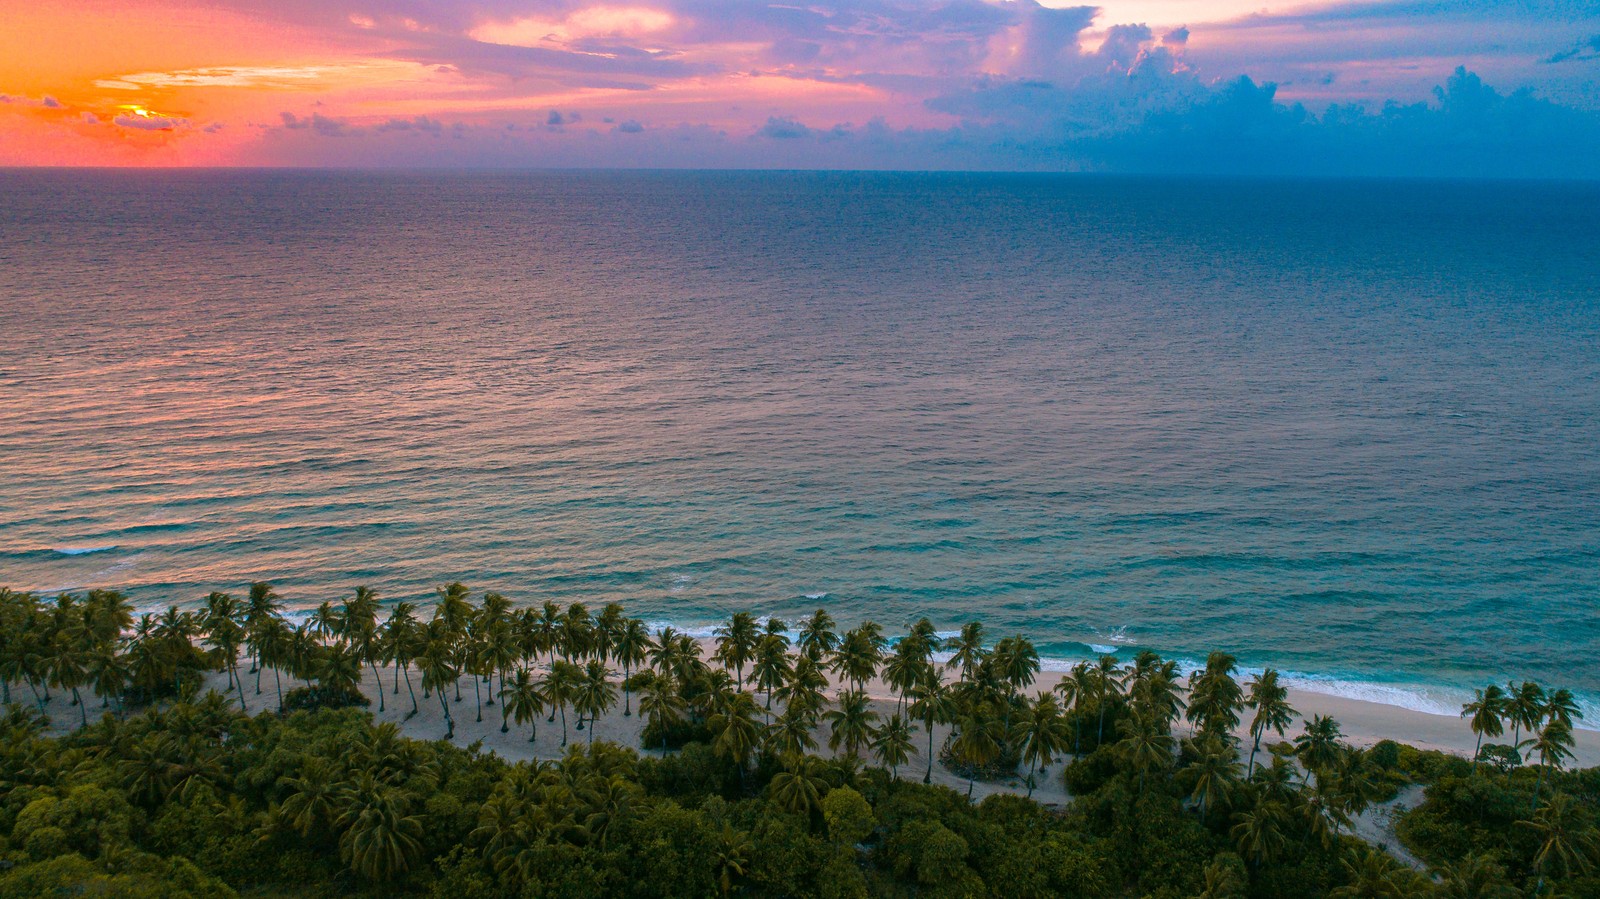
2 0 1598 175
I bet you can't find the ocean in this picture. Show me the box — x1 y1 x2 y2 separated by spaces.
2 170 1597 722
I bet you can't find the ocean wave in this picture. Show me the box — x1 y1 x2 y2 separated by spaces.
55 546 117 555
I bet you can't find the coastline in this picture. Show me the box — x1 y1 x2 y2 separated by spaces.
33 634 1600 785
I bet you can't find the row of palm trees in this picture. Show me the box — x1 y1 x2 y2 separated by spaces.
1 583 1585 810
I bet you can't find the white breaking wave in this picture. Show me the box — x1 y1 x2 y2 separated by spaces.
55 545 116 555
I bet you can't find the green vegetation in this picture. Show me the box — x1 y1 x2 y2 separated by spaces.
1 583 1597 896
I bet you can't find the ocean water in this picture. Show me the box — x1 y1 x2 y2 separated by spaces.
2 170 1598 722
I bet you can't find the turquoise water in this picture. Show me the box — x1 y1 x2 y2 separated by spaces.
2 171 1598 720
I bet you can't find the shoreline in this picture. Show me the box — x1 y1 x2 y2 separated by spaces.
32 635 1600 779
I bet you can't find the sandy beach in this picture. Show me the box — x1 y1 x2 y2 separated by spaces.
31 635 1600 803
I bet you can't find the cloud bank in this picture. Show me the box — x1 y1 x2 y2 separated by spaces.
3 0 1598 174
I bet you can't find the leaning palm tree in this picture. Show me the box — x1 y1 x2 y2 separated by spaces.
1461 684 1507 771
715 825 753 899
1543 687 1583 730
871 713 917 780
500 668 547 742
1245 669 1296 779
1527 719 1576 812
1505 680 1546 746
418 641 458 740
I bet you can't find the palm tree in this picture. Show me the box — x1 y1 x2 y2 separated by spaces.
575 659 617 743
1460 684 1506 771
751 633 792 717
418 639 458 740
882 638 928 714
1115 711 1174 795
500 668 547 742
1517 793 1598 890
946 621 986 679
1231 801 1287 870
1089 654 1125 745
1329 847 1409 899
639 673 686 755
797 608 839 662
713 612 759 686
909 674 957 785
382 602 420 717
767 705 820 759
1543 687 1583 730
871 713 916 780
545 660 582 746
1245 669 1296 779
714 825 753 899
335 774 425 882
830 626 881 693
613 618 652 716
1011 693 1070 797
1293 714 1344 782
1187 651 1244 739
709 691 762 785
993 635 1041 703
1187 735 1241 824
344 586 385 713
825 688 879 760
1434 854 1517 899
277 758 339 838
769 754 829 816
949 700 1005 798
1528 718 1576 811
1505 680 1546 746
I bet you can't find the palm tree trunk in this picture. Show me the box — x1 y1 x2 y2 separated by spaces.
925 720 936 784
560 704 569 746
369 661 385 713
439 688 454 739
393 661 402 694
73 687 87 726
403 667 418 717
1248 737 1259 781
473 676 482 722
623 664 632 716
274 666 284 712
234 662 249 712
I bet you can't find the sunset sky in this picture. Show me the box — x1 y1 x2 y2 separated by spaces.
3 0 1598 173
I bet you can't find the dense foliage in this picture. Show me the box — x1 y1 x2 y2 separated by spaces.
1 584 1596 897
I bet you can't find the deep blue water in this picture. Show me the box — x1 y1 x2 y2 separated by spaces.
2 170 1598 719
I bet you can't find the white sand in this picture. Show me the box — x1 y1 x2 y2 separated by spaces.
28 639 1599 810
